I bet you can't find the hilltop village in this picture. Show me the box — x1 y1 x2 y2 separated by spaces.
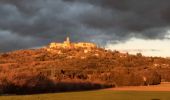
47 37 96 49
46 37 98 54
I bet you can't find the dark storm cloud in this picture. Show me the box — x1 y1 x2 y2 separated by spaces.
66 0 170 37
0 0 170 52
0 30 44 52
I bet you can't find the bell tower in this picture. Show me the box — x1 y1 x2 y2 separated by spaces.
66 37 70 43
63 37 71 47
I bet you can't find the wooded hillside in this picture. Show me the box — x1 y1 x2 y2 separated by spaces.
0 47 170 94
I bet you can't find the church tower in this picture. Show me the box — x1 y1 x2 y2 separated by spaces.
66 37 70 44
63 37 71 47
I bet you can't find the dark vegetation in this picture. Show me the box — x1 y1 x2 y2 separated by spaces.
0 47 170 94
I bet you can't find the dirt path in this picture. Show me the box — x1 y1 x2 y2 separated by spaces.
109 82 170 91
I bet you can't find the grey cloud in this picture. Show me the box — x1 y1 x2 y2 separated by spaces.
0 0 170 52
59 0 170 39
0 30 44 52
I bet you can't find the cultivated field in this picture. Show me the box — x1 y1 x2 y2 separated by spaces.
0 83 170 100
0 90 170 100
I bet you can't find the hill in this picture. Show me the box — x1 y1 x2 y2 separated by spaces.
0 38 170 94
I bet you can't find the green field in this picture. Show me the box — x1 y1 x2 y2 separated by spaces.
0 90 170 100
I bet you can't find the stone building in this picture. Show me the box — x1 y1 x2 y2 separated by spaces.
46 37 97 52
49 37 72 49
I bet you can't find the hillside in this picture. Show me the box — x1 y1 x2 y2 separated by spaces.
0 40 170 94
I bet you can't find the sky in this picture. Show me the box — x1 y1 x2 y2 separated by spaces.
0 0 170 57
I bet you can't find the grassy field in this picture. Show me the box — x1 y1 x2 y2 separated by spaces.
0 90 170 100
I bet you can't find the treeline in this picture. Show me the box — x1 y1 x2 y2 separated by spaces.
0 71 111 94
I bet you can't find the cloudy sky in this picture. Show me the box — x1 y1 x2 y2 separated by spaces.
0 0 170 57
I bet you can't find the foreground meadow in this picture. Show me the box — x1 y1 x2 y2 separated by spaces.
0 90 170 100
